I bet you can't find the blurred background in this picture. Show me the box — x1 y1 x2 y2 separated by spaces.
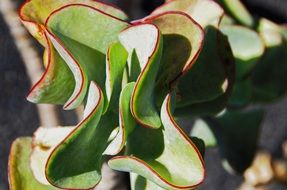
0 0 287 189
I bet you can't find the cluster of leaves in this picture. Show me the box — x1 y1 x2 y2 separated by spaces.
8 0 287 190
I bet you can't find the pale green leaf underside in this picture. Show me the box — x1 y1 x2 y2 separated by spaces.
46 4 129 109
218 0 254 27
143 12 204 104
46 82 110 189
221 26 264 79
151 0 224 28
104 82 136 155
30 126 75 185
8 138 57 190
22 0 128 107
119 24 163 129
109 94 204 190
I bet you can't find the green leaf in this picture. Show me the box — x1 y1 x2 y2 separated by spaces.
221 26 264 80
141 12 204 104
105 42 129 112
8 137 57 190
251 31 287 102
190 119 217 148
119 24 163 129
46 82 116 189
228 79 252 107
130 173 166 190
20 0 127 26
45 30 89 110
218 0 254 27
175 26 235 116
258 18 287 42
251 45 287 102
208 109 264 173
109 94 205 190
27 37 75 105
220 15 235 26
104 83 136 155
151 0 224 28
129 135 205 190
45 4 129 109
20 1 128 106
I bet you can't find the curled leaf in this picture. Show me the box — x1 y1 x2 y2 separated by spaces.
109 94 205 190
45 4 129 109
45 82 110 189
142 12 204 103
175 26 235 116
119 24 163 129
104 82 136 155
151 0 224 28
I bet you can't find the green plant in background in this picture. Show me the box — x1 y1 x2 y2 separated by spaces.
8 0 287 189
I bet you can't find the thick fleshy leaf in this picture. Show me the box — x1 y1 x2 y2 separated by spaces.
109 94 205 190
175 26 235 116
151 0 224 28
104 83 136 155
190 119 217 148
258 19 287 50
27 33 75 104
220 15 235 26
45 30 88 110
228 79 252 107
105 42 128 112
207 109 264 173
119 24 163 129
45 82 116 189
45 4 129 109
218 0 254 27
129 135 203 190
8 137 57 190
130 173 166 190
30 127 75 185
20 0 127 31
20 0 128 106
141 12 204 104
251 29 287 102
221 26 264 80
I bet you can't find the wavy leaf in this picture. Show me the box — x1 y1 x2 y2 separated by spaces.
27 33 75 104
20 0 128 105
105 42 128 112
142 12 204 104
104 82 136 155
45 82 116 189
119 24 163 129
109 94 205 190
45 4 129 109
151 0 224 28
175 26 235 116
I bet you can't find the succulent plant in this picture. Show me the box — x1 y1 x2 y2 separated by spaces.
9 0 287 190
